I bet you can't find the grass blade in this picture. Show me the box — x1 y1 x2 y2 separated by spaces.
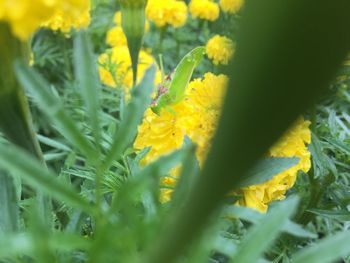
74 31 101 149
14 62 97 161
0 143 94 214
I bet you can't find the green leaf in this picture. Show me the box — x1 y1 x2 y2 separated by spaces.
238 157 300 187
74 31 101 149
292 231 350 263
0 171 19 234
171 138 200 207
0 232 90 259
151 47 205 114
37 135 71 152
102 66 156 171
0 143 94 214
224 204 316 239
14 62 97 161
308 209 350 221
229 197 299 263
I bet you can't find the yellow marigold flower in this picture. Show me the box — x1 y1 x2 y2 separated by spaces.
0 0 57 39
146 0 188 28
0 0 90 39
135 71 311 211
114 11 122 25
184 73 229 164
189 0 220 22
98 46 161 95
134 73 228 202
206 35 235 65
43 1 91 34
220 0 244 14
106 26 128 47
239 117 311 212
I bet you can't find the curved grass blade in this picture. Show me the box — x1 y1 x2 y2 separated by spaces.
144 0 350 261
14 62 97 161
292 231 350 263
74 31 101 150
0 143 94 214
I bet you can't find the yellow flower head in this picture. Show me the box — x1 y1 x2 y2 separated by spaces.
0 0 57 39
135 69 311 211
189 0 220 22
239 117 311 212
146 0 188 28
184 73 229 164
206 35 235 65
220 0 244 14
0 0 90 39
43 1 91 34
98 46 161 96
106 26 128 47
134 73 228 202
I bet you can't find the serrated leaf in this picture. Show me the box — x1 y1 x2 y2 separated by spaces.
308 209 350 221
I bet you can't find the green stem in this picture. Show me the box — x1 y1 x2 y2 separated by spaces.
157 26 167 55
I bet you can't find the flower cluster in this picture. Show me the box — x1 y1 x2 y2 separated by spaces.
98 46 159 92
0 0 90 40
189 0 220 22
134 73 229 202
134 70 311 210
220 0 244 14
206 35 235 65
146 0 188 28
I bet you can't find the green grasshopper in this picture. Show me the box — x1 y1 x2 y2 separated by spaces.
151 46 206 115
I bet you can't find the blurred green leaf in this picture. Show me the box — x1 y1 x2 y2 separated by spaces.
229 197 299 263
15 62 97 161
0 171 19 234
238 157 300 187
74 31 102 149
224 205 317 239
292 231 350 263
102 66 156 171
308 209 350 221
0 143 94 214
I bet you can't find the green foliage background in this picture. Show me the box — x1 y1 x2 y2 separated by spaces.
0 0 349 262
